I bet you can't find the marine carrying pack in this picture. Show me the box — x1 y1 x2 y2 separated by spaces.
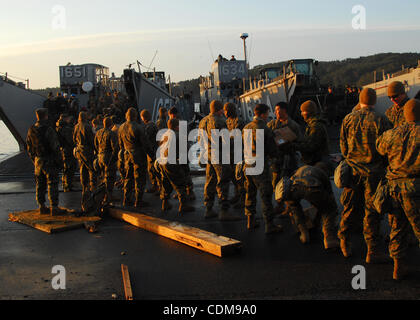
334 159 352 189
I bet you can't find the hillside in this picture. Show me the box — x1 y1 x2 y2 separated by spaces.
252 52 420 87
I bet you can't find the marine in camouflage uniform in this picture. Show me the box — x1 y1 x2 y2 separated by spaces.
56 115 77 192
224 102 246 208
26 108 62 215
243 104 283 234
385 81 410 128
118 108 152 208
156 107 168 131
376 99 420 280
141 110 159 194
294 101 330 167
282 164 339 249
157 118 195 213
94 117 119 204
338 88 392 262
268 102 302 189
73 111 97 209
199 100 237 220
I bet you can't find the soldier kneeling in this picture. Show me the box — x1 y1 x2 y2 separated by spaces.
276 163 340 250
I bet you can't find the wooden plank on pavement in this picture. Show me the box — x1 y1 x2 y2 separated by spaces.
109 208 242 257
121 264 133 301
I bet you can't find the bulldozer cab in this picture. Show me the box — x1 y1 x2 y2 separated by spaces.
287 59 315 77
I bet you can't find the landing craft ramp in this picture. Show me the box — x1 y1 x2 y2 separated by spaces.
0 77 46 150
0 78 46 174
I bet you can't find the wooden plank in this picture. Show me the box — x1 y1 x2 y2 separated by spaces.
109 208 242 257
9 209 101 234
121 264 133 301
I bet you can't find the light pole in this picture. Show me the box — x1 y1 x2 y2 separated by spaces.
240 33 248 91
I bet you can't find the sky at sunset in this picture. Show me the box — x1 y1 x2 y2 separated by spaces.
1 0 420 89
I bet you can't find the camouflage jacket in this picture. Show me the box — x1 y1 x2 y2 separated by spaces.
340 107 392 176
156 116 168 131
26 120 60 164
198 113 228 161
376 121 420 181
56 119 74 153
118 120 152 160
143 120 159 156
226 117 245 131
243 116 279 166
94 127 119 164
295 116 330 165
73 120 95 155
385 96 410 128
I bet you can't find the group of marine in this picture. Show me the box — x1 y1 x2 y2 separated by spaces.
25 80 419 281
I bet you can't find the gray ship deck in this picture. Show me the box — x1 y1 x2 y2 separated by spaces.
0 124 419 300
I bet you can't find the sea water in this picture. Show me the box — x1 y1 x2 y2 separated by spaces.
0 121 20 161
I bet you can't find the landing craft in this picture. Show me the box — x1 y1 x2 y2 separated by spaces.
239 59 327 123
364 60 420 114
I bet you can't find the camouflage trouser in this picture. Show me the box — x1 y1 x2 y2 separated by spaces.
159 163 188 204
244 165 274 223
204 163 231 209
98 154 116 199
62 150 76 190
75 151 96 197
285 184 338 240
182 164 194 194
338 174 382 252
387 180 420 259
124 152 147 205
271 154 298 190
34 158 59 207
147 155 159 188
230 163 245 202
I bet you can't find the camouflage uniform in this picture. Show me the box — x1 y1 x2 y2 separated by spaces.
56 117 76 191
376 121 420 259
385 97 410 128
73 118 96 202
143 120 159 190
226 116 246 204
268 118 302 188
284 165 339 245
338 107 392 253
157 132 189 205
27 119 61 208
156 116 168 131
295 115 330 166
94 126 119 201
243 117 279 225
118 119 151 206
199 113 231 210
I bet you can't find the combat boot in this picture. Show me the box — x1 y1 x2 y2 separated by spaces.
219 209 241 221
324 236 340 250
179 203 195 214
393 258 408 280
366 251 391 264
204 207 218 219
39 204 49 215
161 199 173 212
50 207 67 216
247 215 260 230
265 221 283 235
340 239 352 258
298 224 310 244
